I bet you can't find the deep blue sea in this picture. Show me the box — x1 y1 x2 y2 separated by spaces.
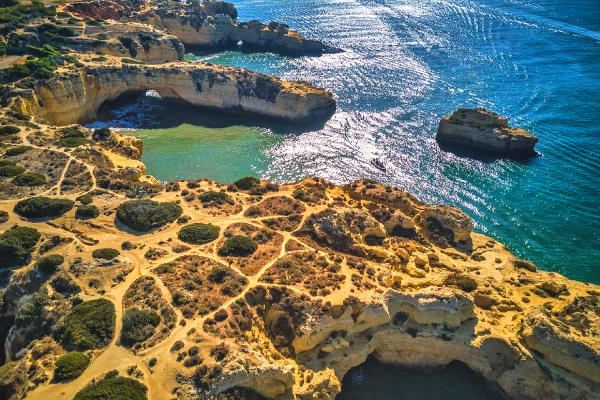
97 0 600 287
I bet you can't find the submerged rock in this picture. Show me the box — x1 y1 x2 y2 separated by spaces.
436 108 538 157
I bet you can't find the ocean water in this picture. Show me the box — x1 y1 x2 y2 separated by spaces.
95 0 600 285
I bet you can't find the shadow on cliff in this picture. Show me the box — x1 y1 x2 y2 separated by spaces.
95 91 331 135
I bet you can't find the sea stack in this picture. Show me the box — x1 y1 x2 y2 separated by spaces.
436 108 538 157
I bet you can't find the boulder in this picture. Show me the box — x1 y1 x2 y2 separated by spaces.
437 108 538 156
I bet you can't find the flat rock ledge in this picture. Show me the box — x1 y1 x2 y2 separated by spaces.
437 108 538 157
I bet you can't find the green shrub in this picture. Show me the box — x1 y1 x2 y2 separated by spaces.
0 225 40 267
116 200 182 232
0 125 20 135
92 248 120 260
208 266 228 283
233 176 260 190
76 193 94 205
12 172 46 186
120 308 160 347
0 210 8 223
59 126 87 138
14 196 74 218
74 375 147 400
76 204 99 218
118 36 134 48
96 33 108 40
36 254 64 274
59 298 116 350
56 137 90 148
4 146 31 156
15 286 48 326
0 161 25 177
218 235 258 257
92 127 111 141
177 223 220 245
198 190 228 204
54 351 90 381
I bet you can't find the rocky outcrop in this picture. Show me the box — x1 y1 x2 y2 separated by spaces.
65 0 339 56
521 297 600 383
437 108 538 156
6 59 336 125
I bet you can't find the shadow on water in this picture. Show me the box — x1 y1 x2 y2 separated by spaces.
95 91 329 134
437 141 540 165
337 356 505 400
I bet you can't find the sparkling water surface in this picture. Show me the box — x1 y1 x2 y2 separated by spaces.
95 0 600 285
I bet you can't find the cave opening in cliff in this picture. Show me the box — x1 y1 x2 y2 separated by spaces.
336 356 505 400
93 89 327 134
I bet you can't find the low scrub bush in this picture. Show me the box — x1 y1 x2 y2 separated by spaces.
0 125 20 135
4 146 30 156
120 308 160 347
76 204 99 218
217 235 258 257
54 351 90 381
56 137 90 148
14 196 74 218
76 194 94 205
116 200 182 232
0 160 25 177
73 375 147 400
0 225 40 267
233 176 260 190
198 191 228 205
92 248 120 260
177 223 220 245
0 210 8 223
58 298 116 351
36 254 64 274
12 172 46 186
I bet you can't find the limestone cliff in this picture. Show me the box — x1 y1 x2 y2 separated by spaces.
437 108 538 156
5 58 336 125
65 0 340 56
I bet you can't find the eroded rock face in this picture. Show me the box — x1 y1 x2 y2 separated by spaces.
437 108 538 156
418 205 472 244
147 1 338 55
6 60 336 125
521 297 600 383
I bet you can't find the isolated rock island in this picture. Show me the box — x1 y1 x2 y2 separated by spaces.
437 108 538 156
0 1 598 400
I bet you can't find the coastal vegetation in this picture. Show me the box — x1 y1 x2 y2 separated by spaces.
116 200 182 232
0 225 40 267
36 254 64 274
178 223 220 244
92 248 120 260
58 299 116 351
12 172 46 186
14 197 74 218
75 204 99 218
120 308 161 347
218 235 258 257
54 352 90 381
73 374 147 400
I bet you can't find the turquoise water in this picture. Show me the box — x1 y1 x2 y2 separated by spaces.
337 357 504 400
95 0 600 285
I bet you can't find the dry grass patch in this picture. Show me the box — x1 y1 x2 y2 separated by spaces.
217 223 284 276
155 256 248 318
260 251 345 296
244 196 305 218
123 276 177 349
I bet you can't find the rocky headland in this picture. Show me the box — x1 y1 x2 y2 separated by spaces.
0 111 598 400
437 108 539 157
65 0 340 55
0 1 598 400
5 58 336 125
